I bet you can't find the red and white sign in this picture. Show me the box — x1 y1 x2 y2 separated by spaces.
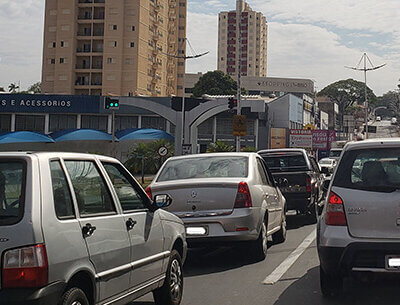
289 129 312 148
312 130 328 150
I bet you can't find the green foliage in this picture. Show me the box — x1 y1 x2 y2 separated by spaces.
241 146 256 152
27 82 41 94
318 79 377 115
8 83 19 93
192 71 237 97
206 141 235 153
124 139 174 175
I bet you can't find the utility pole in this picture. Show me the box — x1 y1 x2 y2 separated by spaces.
346 53 385 139
236 0 243 152
163 39 208 155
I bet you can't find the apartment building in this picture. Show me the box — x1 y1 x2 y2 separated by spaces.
41 0 186 97
217 0 267 78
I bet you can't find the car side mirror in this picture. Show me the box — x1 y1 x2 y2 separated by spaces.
323 179 331 190
153 194 172 209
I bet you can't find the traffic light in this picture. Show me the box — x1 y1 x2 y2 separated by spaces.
228 97 237 109
104 97 120 110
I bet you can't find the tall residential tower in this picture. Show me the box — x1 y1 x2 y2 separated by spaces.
41 0 186 96
217 0 267 78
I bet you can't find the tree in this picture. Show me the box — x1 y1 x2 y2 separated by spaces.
8 83 19 93
192 71 238 97
206 141 235 153
317 79 377 122
124 139 174 175
27 82 41 94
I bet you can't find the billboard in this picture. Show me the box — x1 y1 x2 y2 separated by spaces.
270 128 287 149
289 129 312 148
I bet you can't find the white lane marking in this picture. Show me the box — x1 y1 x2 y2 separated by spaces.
262 228 316 285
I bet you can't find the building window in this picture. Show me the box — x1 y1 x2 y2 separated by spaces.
142 117 166 131
178 62 184 66
179 26 185 30
179 14 185 18
110 41 117 47
15 115 45 133
49 114 77 132
131 26 135 31
81 115 108 132
60 41 68 47
125 58 133 64
59 75 67 81
61 25 70 31
49 9 57 16
59 58 65 64
49 58 55 64
45 75 54 81
0 114 11 132
49 26 56 32
178 74 183 78
115 116 138 132
110 24 117 30
107 75 116 81
107 57 115 64
62 9 71 14
130 42 134 47
179 2 185 6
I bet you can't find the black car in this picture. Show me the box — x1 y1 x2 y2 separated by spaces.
258 148 324 221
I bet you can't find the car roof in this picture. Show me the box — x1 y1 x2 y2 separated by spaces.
344 138 400 151
0 151 117 162
258 148 306 154
165 152 256 161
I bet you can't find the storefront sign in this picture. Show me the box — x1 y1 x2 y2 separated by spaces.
270 128 287 149
289 129 312 148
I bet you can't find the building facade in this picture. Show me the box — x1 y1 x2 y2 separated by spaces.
217 0 267 78
41 0 186 97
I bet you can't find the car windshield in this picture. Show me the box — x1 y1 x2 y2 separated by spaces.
157 156 248 182
333 148 400 192
261 153 308 172
329 150 342 158
0 161 25 225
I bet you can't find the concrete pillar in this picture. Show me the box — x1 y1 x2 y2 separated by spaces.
44 114 50 134
77 114 81 129
138 115 142 128
11 114 15 132
166 120 171 133
254 118 259 150
107 114 112 134
174 112 183 155
213 116 217 143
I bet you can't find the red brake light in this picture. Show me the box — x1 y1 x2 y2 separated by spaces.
325 191 347 226
145 186 152 200
2 244 48 288
306 176 312 192
234 182 252 208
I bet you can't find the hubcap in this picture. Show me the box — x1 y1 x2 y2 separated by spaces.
262 222 267 254
170 259 182 300
71 302 82 305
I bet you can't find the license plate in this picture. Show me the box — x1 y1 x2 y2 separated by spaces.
386 256 400 269
186 226 208 236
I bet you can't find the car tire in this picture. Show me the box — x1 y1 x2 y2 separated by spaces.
153 250 184 305
320 266 343 297
272 212 286 244
59 287 89 305
251 220 268 261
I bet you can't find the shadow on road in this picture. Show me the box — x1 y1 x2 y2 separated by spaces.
286 214 316 230
183 244 270 277
274 266 400 305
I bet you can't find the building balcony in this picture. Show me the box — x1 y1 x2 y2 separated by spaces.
78 14 92 20
77 31 92 37
76 47 91 53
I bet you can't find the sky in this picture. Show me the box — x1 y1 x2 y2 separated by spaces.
0 0 399 95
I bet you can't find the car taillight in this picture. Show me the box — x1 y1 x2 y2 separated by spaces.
306 176 312 192
234 182 252 208
145 186 152 200
2 244 48 288
325 191 347 226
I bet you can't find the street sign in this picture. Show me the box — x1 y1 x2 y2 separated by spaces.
157 146 168 157
289 129 312 148
233 115 247 136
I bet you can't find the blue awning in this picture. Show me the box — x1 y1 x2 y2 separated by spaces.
115 128 140 139
117 129 174 141
50 129 115 142
0 131 55 144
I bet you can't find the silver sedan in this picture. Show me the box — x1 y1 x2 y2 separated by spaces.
146 152 287 260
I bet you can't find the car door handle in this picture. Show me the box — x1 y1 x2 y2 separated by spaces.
126 218 137 231
82 223 96 238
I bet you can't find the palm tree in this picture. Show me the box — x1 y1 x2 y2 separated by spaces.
8 83 19 93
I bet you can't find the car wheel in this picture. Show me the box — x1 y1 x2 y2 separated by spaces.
320 266 343 297
153 250 183 305
251 220 268 261
272 212 287 244
59 287 89 305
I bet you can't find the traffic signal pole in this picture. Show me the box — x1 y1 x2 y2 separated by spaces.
112 109 116 158
236 0 243 153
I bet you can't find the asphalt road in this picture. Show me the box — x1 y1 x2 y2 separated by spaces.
128 214 399 305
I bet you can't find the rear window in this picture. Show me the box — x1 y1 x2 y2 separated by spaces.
157 156 248 182
329 150 342 158
333 147 400 192
260 153 309 173
0 161 26 225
